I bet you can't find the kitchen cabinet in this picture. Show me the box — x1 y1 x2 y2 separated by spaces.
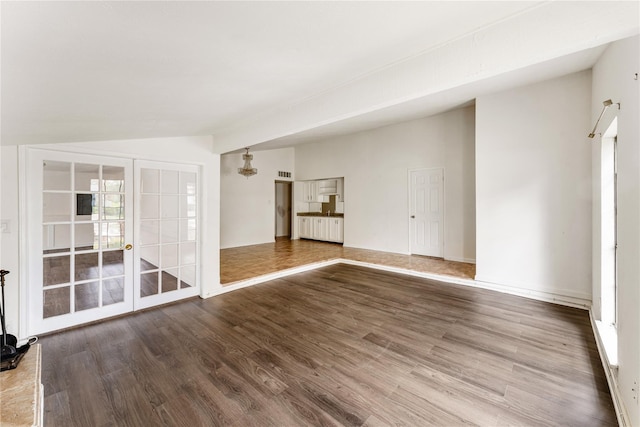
302 181 318 202
299 217 312 239
328 218 344 243
318 179 337 195
299 178 344 203
298 216 343 243
312 217 329 241
336 178 344 202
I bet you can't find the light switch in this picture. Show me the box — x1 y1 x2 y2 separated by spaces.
0 220 10 233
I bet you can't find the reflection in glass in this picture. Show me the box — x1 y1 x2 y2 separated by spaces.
180 195 197 218
75 193 97 218
179 219 197 242
140 272 159 297
181 242 196 265
141 195 159 219
43 224 71 253
43 161 71 191
75 223 98 250
74 163 100 192
140 220 159 245
75 252 99 281
140 246 159 271
141 169 159 194
180 172 197 195
43 256 70 286
102 194 125 220
161 170 179 194
102 166 124 192
161 268 178 293
181 265 196 288
102 222 124 249
103 278 124 306
161 195 179 218
43 287 70 318
75 281 99 311
161 244 178 268
43 193 71 222
102 250 124 277
162 220 179 243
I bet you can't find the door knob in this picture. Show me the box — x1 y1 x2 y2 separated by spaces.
125 244 133 250
410 215 415 219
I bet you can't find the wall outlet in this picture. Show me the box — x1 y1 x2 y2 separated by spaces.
0 220 9 233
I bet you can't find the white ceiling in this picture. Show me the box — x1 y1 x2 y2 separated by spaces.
2 1 639 152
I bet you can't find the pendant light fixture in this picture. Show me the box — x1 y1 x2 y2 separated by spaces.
237 147 257 178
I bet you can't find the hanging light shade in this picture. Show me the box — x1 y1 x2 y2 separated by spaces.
238 147 257 178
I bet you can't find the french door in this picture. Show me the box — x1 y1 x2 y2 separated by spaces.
26 150 200 335
134 160 199 310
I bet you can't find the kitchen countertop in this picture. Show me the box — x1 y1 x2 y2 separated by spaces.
297 212 344 217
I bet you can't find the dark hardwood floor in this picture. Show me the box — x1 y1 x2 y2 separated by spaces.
41 264 616 426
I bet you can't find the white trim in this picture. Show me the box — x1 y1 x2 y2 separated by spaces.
590 309 630 427
18 146 29 340
474 274 591 309
210 258 588 310
23 144 208 168
445 256 476 264
206 260 339 297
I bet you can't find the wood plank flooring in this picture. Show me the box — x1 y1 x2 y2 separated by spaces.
220 238 476 285
40 264 615 426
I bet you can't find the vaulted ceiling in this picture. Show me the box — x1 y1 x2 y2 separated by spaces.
2 2 638 152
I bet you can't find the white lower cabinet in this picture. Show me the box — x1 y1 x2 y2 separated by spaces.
298 217 343 243
299 217 312 239
313 217 329 241
328 218 344 243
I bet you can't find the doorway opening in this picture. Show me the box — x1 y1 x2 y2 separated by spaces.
275 181 292 239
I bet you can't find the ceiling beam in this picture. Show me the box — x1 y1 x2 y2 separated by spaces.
212 2 639 154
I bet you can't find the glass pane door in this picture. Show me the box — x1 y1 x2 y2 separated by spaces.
27 150 133 335
135 161 199 310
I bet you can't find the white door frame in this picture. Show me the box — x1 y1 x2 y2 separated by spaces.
408 167 445 257
20 148 201 336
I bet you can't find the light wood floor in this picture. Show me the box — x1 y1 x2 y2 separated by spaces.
40 263 615 426
220 238 476 285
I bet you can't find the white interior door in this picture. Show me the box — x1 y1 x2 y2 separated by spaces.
26 149 134 335
409 168 444 257
134 160 200 310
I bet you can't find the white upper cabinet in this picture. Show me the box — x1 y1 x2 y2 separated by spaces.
298 178 344 203
302 181 318 202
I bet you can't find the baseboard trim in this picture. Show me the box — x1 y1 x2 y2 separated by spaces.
212 260 589 310
444 256 476 264
473 275 591 309
207 260 341 297
589 310 630 426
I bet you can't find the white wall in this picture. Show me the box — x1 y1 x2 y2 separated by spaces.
220 147 294 249
294 106 476 262
591 35 640 426
1 147 21 337
475 70 593 305
0 135 220 338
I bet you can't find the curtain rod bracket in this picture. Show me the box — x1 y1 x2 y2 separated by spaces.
587 99 619 139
